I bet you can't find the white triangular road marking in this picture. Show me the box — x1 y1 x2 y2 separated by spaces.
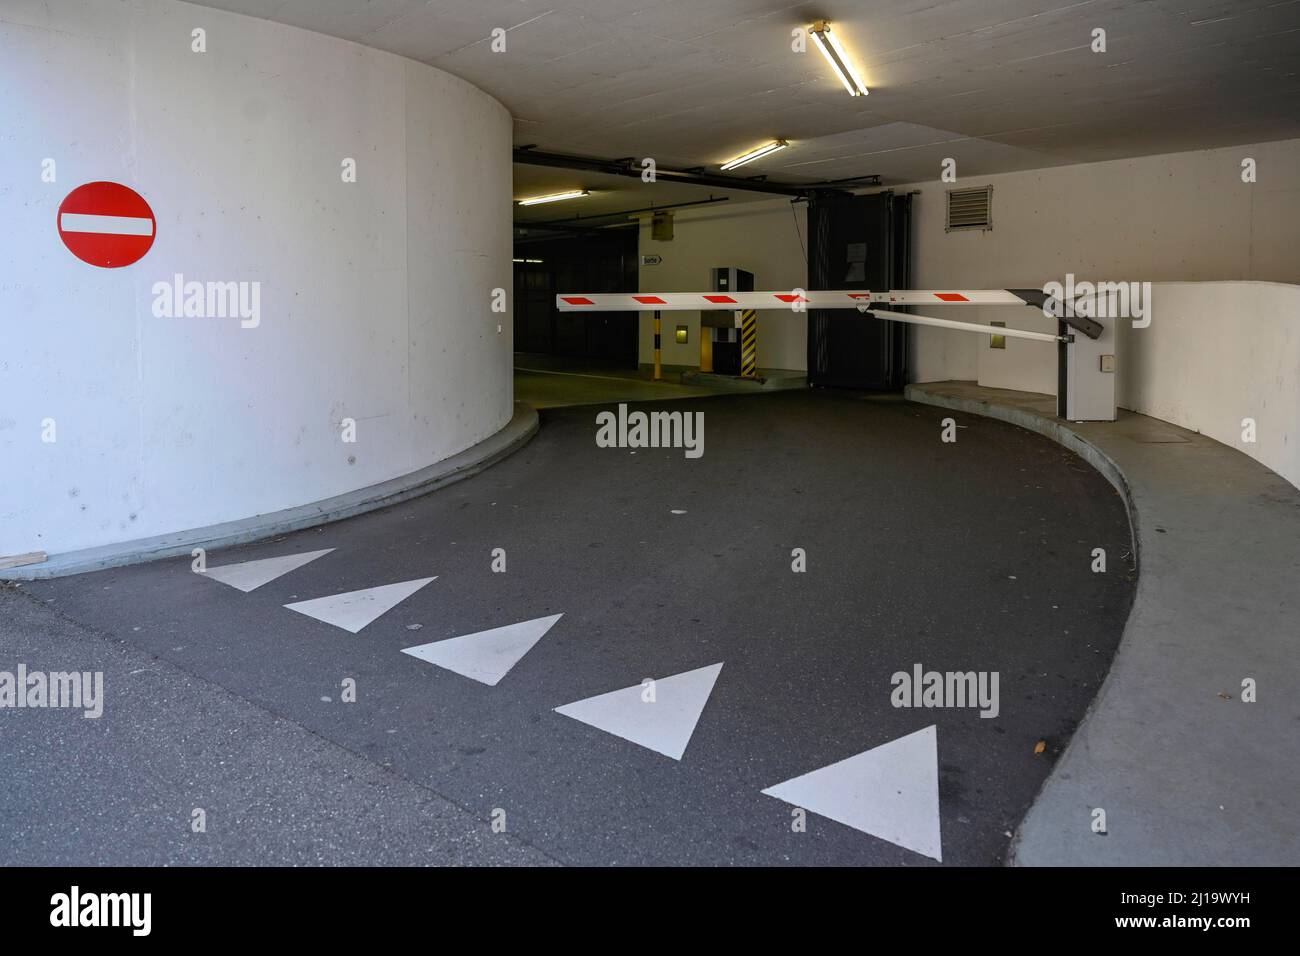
554 663 723 761
401 613 562 685
198 548 334 592
761 725 942 862
284 577 436 633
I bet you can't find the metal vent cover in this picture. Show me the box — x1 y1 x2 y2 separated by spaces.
946 185 992 231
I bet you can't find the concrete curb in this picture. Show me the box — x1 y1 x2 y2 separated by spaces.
679 369 807 392
3 402 539 580
905 381 1300 866
904 382 1144 867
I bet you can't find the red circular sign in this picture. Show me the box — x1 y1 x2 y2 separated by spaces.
57 181 156 268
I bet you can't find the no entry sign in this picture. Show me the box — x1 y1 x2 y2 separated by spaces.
57 181 156 268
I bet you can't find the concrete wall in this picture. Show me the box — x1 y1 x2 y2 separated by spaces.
892 139 1300 488
637 135 1300 382
903 137 1300 388
0 0 513 558
637 199 808 370
636 139 1300 386
1118 281 1300 491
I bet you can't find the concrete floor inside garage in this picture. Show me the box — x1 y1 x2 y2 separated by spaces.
1 387 1134 866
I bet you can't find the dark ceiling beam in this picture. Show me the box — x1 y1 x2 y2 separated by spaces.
513 146 873 198
513 221 625 238
519 195 730 229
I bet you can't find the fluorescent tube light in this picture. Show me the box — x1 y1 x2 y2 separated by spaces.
810 20 868 96
719 140 789 171
517 190 589 206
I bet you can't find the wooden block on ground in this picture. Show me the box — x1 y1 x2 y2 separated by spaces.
0 551 48 571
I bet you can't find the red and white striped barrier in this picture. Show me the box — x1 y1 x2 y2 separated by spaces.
555 289 1073 344
556 289 1042 311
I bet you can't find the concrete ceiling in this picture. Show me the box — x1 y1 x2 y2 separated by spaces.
197 0 1300 215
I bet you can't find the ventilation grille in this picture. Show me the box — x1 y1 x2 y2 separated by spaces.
946 185 992 231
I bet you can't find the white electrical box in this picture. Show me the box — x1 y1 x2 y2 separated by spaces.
1063 320 1117 421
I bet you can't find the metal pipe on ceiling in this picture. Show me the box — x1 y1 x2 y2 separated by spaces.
518 195 730 229
513 146 873 198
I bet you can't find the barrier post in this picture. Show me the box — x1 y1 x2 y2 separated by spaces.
740 308 758 378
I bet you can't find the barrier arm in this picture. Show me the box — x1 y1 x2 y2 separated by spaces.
555 289 1100 340
556 289 1091 347
861 307 1060 343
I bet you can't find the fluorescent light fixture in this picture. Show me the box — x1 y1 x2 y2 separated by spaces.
810 20 868 96
719 140 789 171
516 189 589 206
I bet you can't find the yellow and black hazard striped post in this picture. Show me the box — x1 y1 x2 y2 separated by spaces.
739 308 758 378
652 309 662 381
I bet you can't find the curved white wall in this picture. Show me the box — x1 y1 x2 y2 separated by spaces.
1118 281 1300 490
0 0 513 557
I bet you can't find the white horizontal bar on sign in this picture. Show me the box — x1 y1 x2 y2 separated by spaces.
555 290 1036 311
868 308 1061 343
59 213 154 236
